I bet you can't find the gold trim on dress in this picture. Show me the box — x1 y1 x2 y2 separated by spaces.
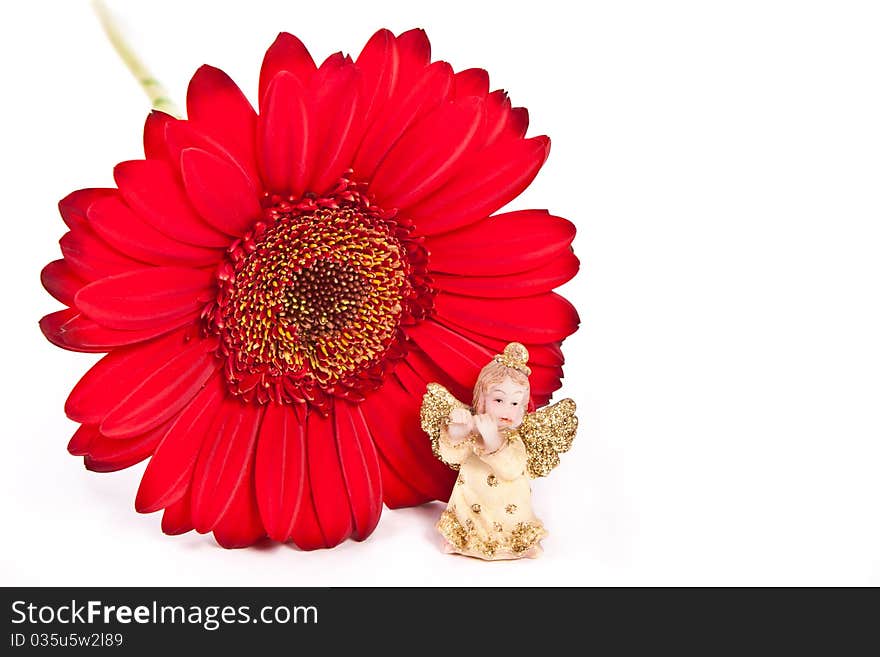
437 510 546 560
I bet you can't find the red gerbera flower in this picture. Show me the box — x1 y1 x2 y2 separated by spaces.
39 28 579 549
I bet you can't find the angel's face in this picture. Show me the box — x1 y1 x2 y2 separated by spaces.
483 376 527 429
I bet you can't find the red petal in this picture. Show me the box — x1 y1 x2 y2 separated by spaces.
362 353 447 508
426 209 575 276
40 309 90 353
68 424 98 456
527 363 565 400
333 401 382 541
390 362 462 495
65 328 191 424
396 353 492 425
74 267 212 332
214 440 266 549
482 90 513 149
212 461 265 548
354 29 399 133
114 160 229 248
84 420 169 472
431 317 565 367
434 292 580 343
305 409 353 547
87 196 221 267
41 260 87 306
161 495 194 535
143 110 175 161
509 107 530 139
257 72 310 195
59 228 145 281
282 407 327 550
316 51 347 75
352 60 454 180
396 28 431 75
161 120 262 202
307 63 365 194
375 448 427 508
359 377 455 501
191 399 263 534
59 188 115 232
186 65 259 186
407 135 551 235
405 319 493 391
180 148 262 237
384 28 436 141
258 33 317 106
289 485 326 549
531 392 551 409
100 337 219 438
454 68 489 98
432 251 579 297
370 97 485 209
254 402 306 542
401 347 472 403
41 309 194 353
394 355 442 402
413 334 564 404
163 120 250 176
136 374 225 513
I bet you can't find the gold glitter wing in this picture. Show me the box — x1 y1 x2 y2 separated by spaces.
519 398 578 478
420 383 470 468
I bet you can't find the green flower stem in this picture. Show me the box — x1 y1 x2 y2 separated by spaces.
92 0 181 117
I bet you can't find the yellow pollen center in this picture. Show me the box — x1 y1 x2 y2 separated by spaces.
225 207 407 385
205 178 435 410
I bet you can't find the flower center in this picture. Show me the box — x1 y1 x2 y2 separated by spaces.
204 178 433 411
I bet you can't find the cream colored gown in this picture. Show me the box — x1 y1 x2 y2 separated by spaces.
435 429 547 560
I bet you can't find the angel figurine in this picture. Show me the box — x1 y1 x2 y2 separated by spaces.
420 343 578 560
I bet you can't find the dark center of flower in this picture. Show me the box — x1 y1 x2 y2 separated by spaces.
279 258 371 342
204 178 433 411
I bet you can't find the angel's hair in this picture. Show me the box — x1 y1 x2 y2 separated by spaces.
472 343 531 413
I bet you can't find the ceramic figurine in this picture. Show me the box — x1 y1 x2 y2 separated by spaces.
420 343 578 560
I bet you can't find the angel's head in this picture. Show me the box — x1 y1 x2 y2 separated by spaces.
473 343 531 429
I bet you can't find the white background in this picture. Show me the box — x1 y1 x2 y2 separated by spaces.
1 0 878 586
